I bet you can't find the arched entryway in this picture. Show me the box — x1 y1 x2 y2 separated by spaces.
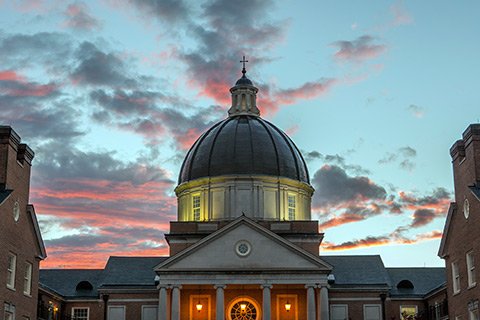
227 296 262 320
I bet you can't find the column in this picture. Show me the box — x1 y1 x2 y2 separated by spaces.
305 284 316 320
214 285 226 320
318 285 329 320
171 285 181 320
158 286 168 320
261 284 272 320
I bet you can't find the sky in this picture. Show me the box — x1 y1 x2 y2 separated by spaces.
1 0 479 269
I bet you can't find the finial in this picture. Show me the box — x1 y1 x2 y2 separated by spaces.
240 56 248 76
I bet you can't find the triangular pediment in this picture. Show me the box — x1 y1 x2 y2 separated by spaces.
155 217 332 272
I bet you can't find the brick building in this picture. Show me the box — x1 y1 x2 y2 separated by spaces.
36 69 449 320
0 126 47 320
439 124 480 320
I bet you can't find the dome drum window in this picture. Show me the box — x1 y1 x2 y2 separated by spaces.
192 194 201 221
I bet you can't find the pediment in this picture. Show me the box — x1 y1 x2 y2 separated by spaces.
156 217 331 272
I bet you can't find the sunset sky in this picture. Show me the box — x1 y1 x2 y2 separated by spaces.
1 0 479 268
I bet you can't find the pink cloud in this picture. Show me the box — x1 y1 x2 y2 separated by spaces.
332 35 386 63
0 70 25 81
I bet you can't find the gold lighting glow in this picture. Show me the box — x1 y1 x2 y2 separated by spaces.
285 301 291 312
195 302 203 312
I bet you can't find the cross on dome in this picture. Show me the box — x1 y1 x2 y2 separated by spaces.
240 56 249 75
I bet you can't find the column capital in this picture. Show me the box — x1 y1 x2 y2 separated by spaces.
316 284 329 289
214 284 227 289
171 285 182 290
260 284 272 289
304 284 316 289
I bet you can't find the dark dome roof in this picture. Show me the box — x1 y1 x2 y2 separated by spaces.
235 74 253 86
178 115 310 184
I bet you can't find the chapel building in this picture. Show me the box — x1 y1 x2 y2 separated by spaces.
35 67 449 320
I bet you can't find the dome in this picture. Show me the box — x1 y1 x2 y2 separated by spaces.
235 74 253 86
178 115 310 184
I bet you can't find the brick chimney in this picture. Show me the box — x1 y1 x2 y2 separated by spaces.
450 124 480 202
0 126 35 201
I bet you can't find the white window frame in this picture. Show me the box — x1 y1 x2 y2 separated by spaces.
452 261 460 293
364 304 382 320
400 305 418 320
141 305 158 320
72 307 89 320
467 251 476 287
23 262 33 295
330 304 348 320
287 194 296 220
4 303 15 320
108 305 126 320
469 309 479 320
7 253 17 289
192 194 201 221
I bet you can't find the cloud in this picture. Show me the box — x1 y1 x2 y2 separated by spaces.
331 35 386 63
71 41 147 88
122 0 190 25
304 151 370 175
407 104 425 118
63 1 102 31
390 0 413 26
0 31 74 72
312 165 386 207
89 88 223 148
323 236 390 251
257 78 337 115
410 209 437 228
379 146 417 171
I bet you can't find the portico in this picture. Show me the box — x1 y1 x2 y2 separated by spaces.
155 217 332 320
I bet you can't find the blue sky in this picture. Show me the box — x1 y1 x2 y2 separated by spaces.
1 0 479 268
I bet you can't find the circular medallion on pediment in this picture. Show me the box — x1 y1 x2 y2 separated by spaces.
235 240 251 257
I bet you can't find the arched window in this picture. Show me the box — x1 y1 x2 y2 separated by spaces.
396 279 414 289
227 297 261 320
76 281 93 291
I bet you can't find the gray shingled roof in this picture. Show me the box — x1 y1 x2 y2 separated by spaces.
387 267 446 297
322 255 390 287
40 256 168 299
101 256 167 287
39 269 103 298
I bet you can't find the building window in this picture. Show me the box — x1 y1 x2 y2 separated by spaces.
4 303 15 320
192 194 201 221
330 305 348 320
364 304 381 320
228 297 259 320
470 310 479 320
400 306 417 320
72 307 89 320
287 194 296 220
452 261 460 293
24 262 32 295
467 251 476 287
7 253 17 289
